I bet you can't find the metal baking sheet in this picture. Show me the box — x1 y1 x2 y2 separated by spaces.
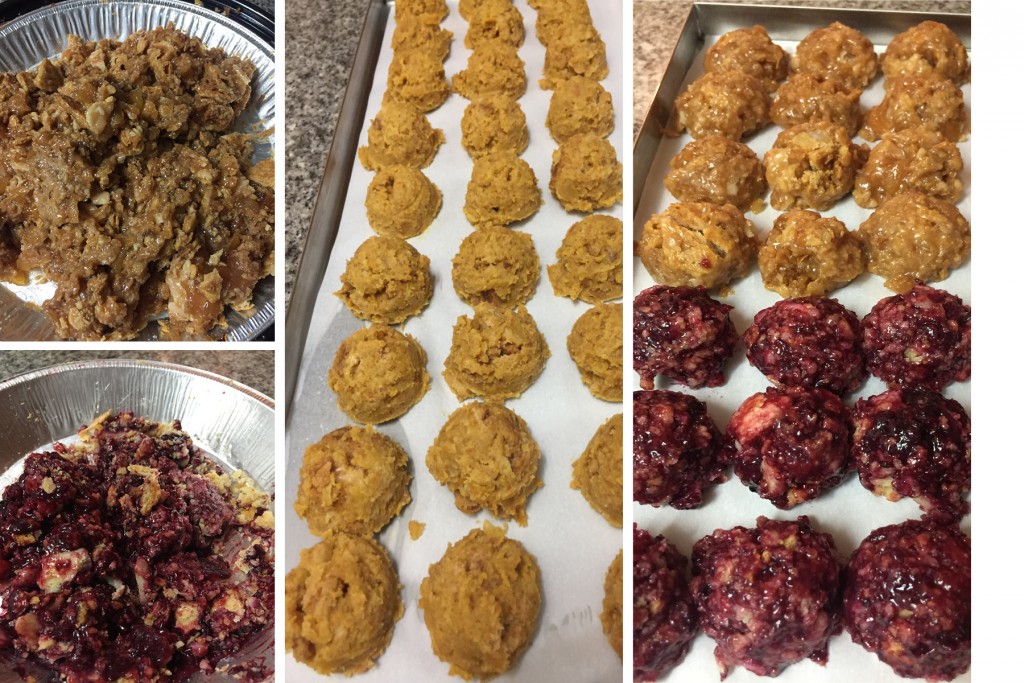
0 0 275 341
633 4 970 682
285 1 625 680
0 359 275 682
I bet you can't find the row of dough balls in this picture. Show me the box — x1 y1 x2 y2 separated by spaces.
640 21 969 297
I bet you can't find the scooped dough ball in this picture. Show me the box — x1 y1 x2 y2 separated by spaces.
336 235 432 324
461 94 528 159
668 70 771 139
634 526 699 682
391 15 453 61
540 23 609 90
571 413 624 527
465 0 524 49
464 151 542 228
550 133 623 212
358 101 445 170
853 126 964 208
860 75 968 142
791 21 879 91
419 525 541 681
764 121 868 211
843 520 971 681
637 201 757 291
704 25 789 90
285 535 403 675
294 426 411 538
744 296 866 395
633 390 732 509
567 303 623 401
364 165 442 238
633 285 738 391
535 0 592 47
452 226 540 306
394 0 448 23
385 50 450 113
758 209 866 298
453 42 527 100
546 76 615 144
425 401 542 525
690 517 843 678
858 191 970 293
664 135 766 211
769 73 863 137
852 387 970 521
882 20 969 85
728 386 851 509
328 324 430 424
862 284 970 390
548 214 623 303
443 303 550 401
601 549 623 659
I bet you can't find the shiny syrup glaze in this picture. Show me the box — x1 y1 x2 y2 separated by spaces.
633 284 738 391
744 295 866 395
852 386 970 522
843 519 970 681
690 516 843 678
633 390 732 510
862 284 970 390
633 525 699 683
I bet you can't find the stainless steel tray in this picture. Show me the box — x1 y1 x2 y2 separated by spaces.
0 0 276 341
633 5 970 683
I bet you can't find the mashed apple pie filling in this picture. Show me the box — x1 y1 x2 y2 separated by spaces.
0 411 274 681
0 26 274 340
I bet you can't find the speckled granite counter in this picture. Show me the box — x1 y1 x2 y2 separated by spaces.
633 0 970 138
0 351 274 399
285 0 372 301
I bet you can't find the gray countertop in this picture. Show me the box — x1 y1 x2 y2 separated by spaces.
633 0 970 138
0 351 275 399
285 0 371 302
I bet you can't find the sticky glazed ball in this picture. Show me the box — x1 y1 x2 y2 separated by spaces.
853 126 964 208
843 519 970 681
633 526 700 682
727 386 851 509
703 25 789 90
791 21 879 91
758 209 865 298
764 121 868 211
862 284 971 390
663 135 766 211
637 201 757 291
851 387 971 522
881 20 969 85
633 285 738 391
858 191 970 293
690 516 843 678
769 72 863 137
860 74 968 142
744 296 866 395
633 390 732 509
669 70 771 140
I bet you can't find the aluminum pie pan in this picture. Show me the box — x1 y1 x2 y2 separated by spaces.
0 0 275 341
0 359 275 682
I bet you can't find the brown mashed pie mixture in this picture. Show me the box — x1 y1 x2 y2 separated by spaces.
0 25 274 340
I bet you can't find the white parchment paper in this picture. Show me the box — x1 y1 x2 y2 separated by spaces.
286 1 625 681
633 32 971 683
